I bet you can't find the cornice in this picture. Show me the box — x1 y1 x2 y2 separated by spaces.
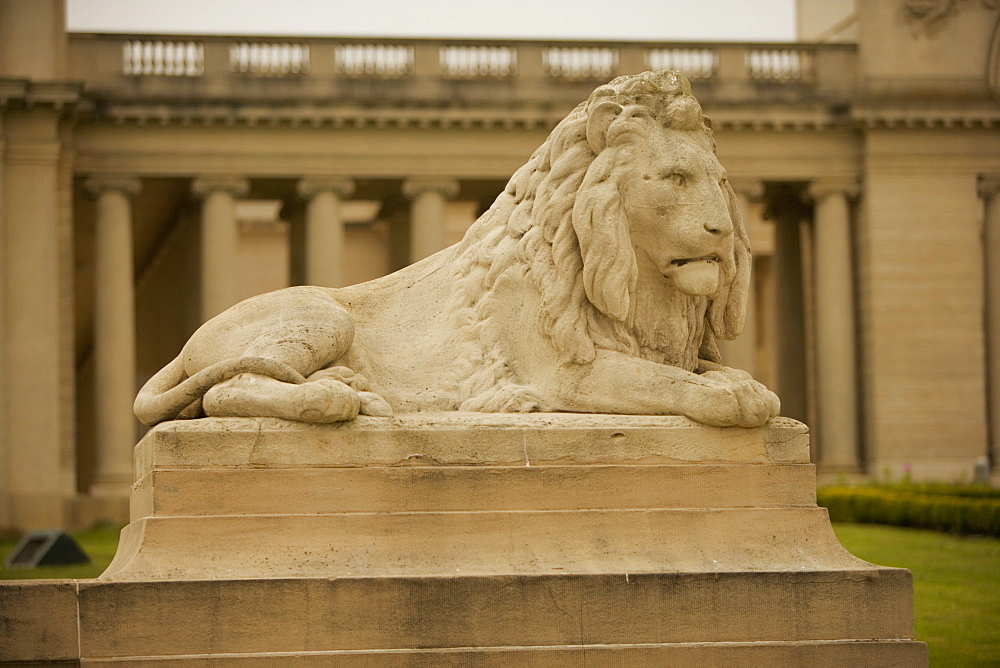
84 104 857 133
74 98 1000 133
706 107 850 132
851 104 1000 129
86 103 564 131
0 78 83 110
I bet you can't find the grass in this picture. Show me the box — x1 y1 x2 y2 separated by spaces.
1 522 997 665
0 524 121 580
833 522 1000 667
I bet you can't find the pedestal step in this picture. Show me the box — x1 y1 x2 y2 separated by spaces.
0 415 927 664
79 642 929 667
5 572 924 663
104 507 865 580
132 463 817 517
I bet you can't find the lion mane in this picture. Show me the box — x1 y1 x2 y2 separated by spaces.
448 71 752 412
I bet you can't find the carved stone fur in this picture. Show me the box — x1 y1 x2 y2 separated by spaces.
135 71 779 428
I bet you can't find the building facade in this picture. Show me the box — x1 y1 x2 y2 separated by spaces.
2 0 999 529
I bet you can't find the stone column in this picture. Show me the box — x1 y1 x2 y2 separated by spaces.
768 188 809 423
192 176 249 321
2 107 69 528
980 175 1000 474
296 177 355 287
718 178 764 376
809 178 860 473
85 176 142 497
402 178 459 262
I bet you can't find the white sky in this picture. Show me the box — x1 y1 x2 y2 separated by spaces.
66 0 798 42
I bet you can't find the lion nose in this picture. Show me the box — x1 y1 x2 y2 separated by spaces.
704 216 733 236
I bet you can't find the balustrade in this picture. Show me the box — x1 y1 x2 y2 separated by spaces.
335 43 414 77
440 46 517 78
745 47 814 81
543 47 618 79
646 47 719 80
82 35 854 100
123 40 204 76
230 42 310 74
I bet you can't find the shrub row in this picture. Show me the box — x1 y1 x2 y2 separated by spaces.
872 482 1000 498
818 486 1000 536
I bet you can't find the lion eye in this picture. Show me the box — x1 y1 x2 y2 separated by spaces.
665 173 686 187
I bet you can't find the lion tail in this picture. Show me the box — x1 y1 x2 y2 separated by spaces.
133 355 308 426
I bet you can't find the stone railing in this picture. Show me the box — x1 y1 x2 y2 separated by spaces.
122 39 205 76
229 42 310 75
69 34 858 106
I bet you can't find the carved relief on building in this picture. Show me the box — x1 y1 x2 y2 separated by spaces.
903 0 999 37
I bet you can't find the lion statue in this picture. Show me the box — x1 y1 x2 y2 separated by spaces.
135 71 780 429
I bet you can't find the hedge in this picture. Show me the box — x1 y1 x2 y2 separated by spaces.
817 485 1000 536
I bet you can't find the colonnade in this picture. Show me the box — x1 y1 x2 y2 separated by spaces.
84 171 874 506
85 176 142 498
723 178 861 474
85 173 462 504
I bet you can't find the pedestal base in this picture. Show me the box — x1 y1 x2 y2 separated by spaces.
0 414 927 665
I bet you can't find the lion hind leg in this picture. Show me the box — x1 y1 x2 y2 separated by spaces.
134 356 308 426
203 374 360 423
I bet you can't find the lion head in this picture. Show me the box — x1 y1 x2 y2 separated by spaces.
453 71 751 403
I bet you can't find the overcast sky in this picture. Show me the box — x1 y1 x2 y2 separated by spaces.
66 0 798 42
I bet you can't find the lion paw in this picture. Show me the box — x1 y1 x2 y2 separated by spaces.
358 391 393 417
306 366 371 392
203 374 361 423
295 379 361 423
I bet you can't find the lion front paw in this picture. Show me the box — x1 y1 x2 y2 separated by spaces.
689 378 780 428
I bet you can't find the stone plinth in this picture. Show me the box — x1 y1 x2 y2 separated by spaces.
1 415 927 664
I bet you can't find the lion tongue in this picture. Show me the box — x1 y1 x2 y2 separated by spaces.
672 260 719 296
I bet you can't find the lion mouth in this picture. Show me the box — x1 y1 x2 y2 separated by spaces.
670 254 720 268
665 255 721 296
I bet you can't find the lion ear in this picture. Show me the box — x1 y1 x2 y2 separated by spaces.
586 101 622 154
708 181 752 340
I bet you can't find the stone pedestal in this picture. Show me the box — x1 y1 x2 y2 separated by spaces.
1 415 926 664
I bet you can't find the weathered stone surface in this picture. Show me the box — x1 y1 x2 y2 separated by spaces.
133 72 779 431
0 417 925 664
106 415 823 581
75 572 918 657
80 642 928 666
0 580 79 662
133 463 816 517
134 414 810 474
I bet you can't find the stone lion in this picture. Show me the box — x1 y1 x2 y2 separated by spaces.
135 71 780 428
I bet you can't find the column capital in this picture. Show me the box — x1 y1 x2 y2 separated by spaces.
402 177 460 200
191 176 250 200
726 177 764 201
85 175 142 199
807 177 860 202
978 175 1000 201
296 177 356 200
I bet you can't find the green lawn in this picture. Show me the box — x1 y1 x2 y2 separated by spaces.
833 522 1000 667
0 524 121 580
1 522 997 665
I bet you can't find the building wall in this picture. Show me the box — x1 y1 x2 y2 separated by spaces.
1 0 999 529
